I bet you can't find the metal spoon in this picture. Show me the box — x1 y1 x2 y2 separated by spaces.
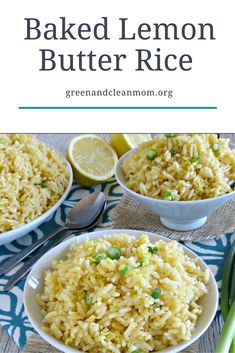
0 191 105 276
3 198 106 291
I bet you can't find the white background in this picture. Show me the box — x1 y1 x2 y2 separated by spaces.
0 0 234 132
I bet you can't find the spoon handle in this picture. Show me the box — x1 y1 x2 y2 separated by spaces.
0 225 66 276
3 229 75 291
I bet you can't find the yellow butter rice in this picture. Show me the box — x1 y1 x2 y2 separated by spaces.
121 134 235 200
0 134 70 233
37 233 209 353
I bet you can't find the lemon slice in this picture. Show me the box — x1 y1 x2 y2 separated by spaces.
67 135 118 186
109 134 152 157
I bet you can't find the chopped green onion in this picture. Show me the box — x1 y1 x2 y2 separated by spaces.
215 300 235 353
213 142 222 151
148 246 158 254
163 192 173 200
170 149 179 156
221 240 235 319
147 149 157 160
106 247 121 260
65 338 73 346
191 156 200 163
0 138 6 145
151 288 161 299
230 182 235 189
105 333 114 340
83 290 92 306
93 250 107 263
165 133 176 138
39 182 48 188
139 256 149 266
131 350 143 353
119 265 133 277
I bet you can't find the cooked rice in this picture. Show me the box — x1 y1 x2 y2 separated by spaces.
121 134 235 200
37 234 209 352
0 134 69 233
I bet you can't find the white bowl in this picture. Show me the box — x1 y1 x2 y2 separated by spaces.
0 158 73 246
24 229 218 353
115 148 235 231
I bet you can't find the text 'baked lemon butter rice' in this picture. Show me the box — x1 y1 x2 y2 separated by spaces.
37 233 209 353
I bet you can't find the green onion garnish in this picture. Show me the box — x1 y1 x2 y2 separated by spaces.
165 133 176 138
119 265 133 277
131 350 143 353
139 256 149 266
170 149 179 156
0 138 6 145
39 182 48 188
151 288 161 299
163 192 173 200
147 149 157 160
230 182 235 189
148 246 158 254
83 290 92 306
213 143 222 151
191 156 200 163
106 247 121 260
93 250 107 263
65 338 73 346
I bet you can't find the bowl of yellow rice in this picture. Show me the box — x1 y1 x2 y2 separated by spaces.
116 134 235 231
24 229 218 353
0 134 73 245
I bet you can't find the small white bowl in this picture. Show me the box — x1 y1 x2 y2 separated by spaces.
115 148 235 231
0 159 73 246
24 229 218 353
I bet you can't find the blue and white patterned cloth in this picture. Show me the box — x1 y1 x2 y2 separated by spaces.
0 178 234 350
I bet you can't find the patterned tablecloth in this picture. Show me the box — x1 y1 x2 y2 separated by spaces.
0 178 234 351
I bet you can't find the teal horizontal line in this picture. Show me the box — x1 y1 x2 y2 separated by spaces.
18 106 217 110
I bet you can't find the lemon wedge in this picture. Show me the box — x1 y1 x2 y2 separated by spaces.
109 134 152 157
67 135 118 186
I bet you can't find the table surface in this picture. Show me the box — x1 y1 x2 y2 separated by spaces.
1 133 234 353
